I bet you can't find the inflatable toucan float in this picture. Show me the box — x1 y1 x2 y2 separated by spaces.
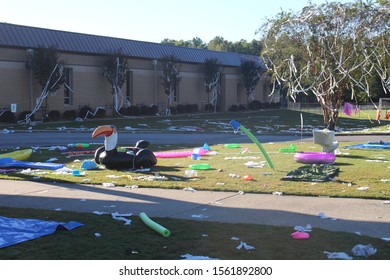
92 125 157 170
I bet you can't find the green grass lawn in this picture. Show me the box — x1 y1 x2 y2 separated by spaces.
0 206 389 260
0 109 389 260
2 109 390 135
1 141 389 200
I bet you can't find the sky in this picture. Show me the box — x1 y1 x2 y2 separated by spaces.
0 0 351 43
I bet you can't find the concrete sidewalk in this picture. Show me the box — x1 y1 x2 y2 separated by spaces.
0 179 389 239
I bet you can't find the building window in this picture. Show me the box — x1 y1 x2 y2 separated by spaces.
64 67 73 105
126 70 133 105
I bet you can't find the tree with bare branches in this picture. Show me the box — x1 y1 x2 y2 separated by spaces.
23 46 64 123
203 58 223 112
160 55 182 115
103 50 129 116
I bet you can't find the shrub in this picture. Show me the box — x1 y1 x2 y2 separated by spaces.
248 100 263 110
169 106 177 115
140 105 149 115
239 104 247 110
79 105 94 119
118 107 127 116
127 105 141 116
176 104 186 114
0 111 16 123
63 110 77 120
148 104 158 115
18 111 34 122
93 107 106 118
47 110 61 121
229 105 239 112
185 104 198 113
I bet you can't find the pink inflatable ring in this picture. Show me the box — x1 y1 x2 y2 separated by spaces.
293 152 335 164
154 148 209 159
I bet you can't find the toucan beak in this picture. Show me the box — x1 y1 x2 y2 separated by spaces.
92 125 116 139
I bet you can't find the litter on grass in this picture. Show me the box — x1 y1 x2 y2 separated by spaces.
236 241 255 250
181 254 219 260
323 251 353 260
272 191 283 196
318 212 338 220
111 212 132 225
351 244 377 257
191 214 209 219
224 156 261 160
244 161 265 168
294 224 312 232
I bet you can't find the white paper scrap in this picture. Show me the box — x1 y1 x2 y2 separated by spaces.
324 251 353 260
236 241 255 250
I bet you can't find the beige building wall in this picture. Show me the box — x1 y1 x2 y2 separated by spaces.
1 47 274 119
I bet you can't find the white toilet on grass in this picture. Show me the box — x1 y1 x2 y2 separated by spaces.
313 129 339 153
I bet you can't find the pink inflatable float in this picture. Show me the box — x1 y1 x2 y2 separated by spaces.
291 231 310 239
293 152 335 164
154 148 209 158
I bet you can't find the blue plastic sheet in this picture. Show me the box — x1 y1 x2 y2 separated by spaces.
0 216 83 249
344 142 390 150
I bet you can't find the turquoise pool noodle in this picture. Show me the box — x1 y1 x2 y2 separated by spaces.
139 212 170 237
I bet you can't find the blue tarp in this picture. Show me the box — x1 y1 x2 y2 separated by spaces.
0 216 83 249
344 142 390 150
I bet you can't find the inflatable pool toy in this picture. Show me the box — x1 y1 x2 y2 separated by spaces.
189 163 211 170
0 149 32 161
154 148 208 158
68 143 89 148
242 175 253 181
92 125 157 170
293 152 335 164
139 212 170 237
0 157 65 170
225 143 240 148
81 160 98 170
291 231 310 239
0 169 17 173
230 120 274 170
279 144 296 153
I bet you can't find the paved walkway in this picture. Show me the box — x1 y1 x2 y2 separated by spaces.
0 180 389 239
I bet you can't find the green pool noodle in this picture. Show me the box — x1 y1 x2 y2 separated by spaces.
230 120 274 170
139 212 170 237
189 163 211 170
225 143 240 148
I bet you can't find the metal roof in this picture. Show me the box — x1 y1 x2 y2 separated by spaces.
0 22 263 67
